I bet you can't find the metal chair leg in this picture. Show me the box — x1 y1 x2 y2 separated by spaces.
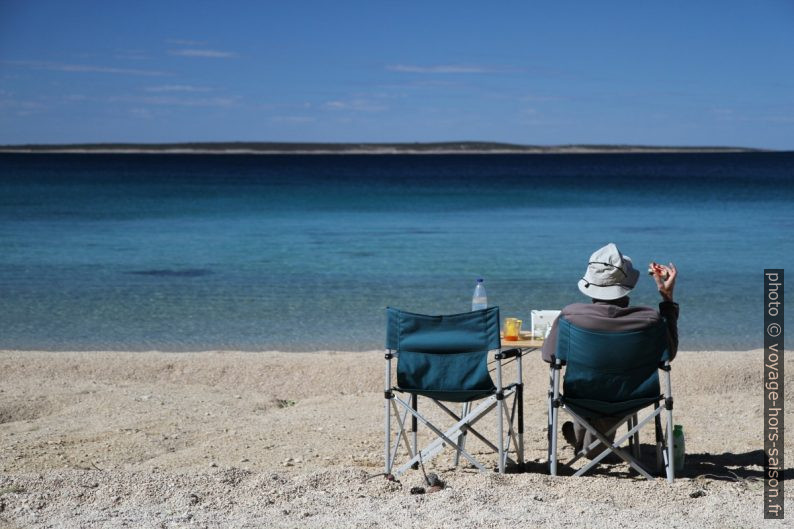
666 407 674 483
549 362 561 475
627 414 633 454
385 351 393 474
385 394 391 473
411 393 419 470
654 402 663 474
454 402 470 467
630 413 640 459
663 364 674 483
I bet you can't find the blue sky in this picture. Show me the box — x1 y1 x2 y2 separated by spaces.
1 1 793 148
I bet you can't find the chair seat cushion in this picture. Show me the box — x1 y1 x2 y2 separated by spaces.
562 395 662 418
394 387 496 403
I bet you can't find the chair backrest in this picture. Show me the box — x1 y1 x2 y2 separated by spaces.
386 307 500 401
555 316 671 416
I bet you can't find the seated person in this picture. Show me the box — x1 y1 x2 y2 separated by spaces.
541 242 679 458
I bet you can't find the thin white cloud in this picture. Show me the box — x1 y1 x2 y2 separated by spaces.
710 108 735 122
130 107 155 119
0 93 46 116
323 99 387 112
761 115 794 124
395 79 463 87
145 84 213 93
520 93 565 102
0 96 45 110
707 107 794 124
114 49 149 61
387 64 492 74
3 60 168 76
259 101 313 111
166 39 207 46
270 116 316 124
109 95 238 107
168 49 236 58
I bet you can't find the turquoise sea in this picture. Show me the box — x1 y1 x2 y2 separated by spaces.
0 152 791 351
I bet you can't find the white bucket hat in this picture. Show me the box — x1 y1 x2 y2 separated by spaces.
577 243 640 300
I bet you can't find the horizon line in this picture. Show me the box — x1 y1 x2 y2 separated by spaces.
0 141 777 155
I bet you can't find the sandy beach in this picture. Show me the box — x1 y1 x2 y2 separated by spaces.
0 349 790 528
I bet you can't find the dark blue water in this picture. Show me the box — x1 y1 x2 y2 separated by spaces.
1 152 792 351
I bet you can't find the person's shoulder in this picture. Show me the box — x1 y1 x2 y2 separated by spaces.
624 305 662 316
559 302 662 332
561 303 593 315
562 303 661 320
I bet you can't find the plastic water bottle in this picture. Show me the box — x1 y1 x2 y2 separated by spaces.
471 278 487 311
673 424 685 472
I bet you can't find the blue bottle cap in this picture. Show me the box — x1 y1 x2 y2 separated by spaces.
477 278 484 282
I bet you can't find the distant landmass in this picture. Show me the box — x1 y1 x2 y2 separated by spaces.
0 141 765 154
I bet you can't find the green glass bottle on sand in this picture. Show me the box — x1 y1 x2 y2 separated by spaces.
673 424 685 472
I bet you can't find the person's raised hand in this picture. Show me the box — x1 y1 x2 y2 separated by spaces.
651 262 677 302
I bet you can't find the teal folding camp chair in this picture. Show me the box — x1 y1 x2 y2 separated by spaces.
548 317 675 482
384 307 524 477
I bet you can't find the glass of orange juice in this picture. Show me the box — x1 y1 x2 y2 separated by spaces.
504 318 522 341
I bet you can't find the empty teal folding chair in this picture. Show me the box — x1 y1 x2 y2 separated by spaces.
384 307 524 476
548 317 675 482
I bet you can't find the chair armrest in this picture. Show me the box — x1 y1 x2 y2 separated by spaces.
550 355 566 368
495 348 522 360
